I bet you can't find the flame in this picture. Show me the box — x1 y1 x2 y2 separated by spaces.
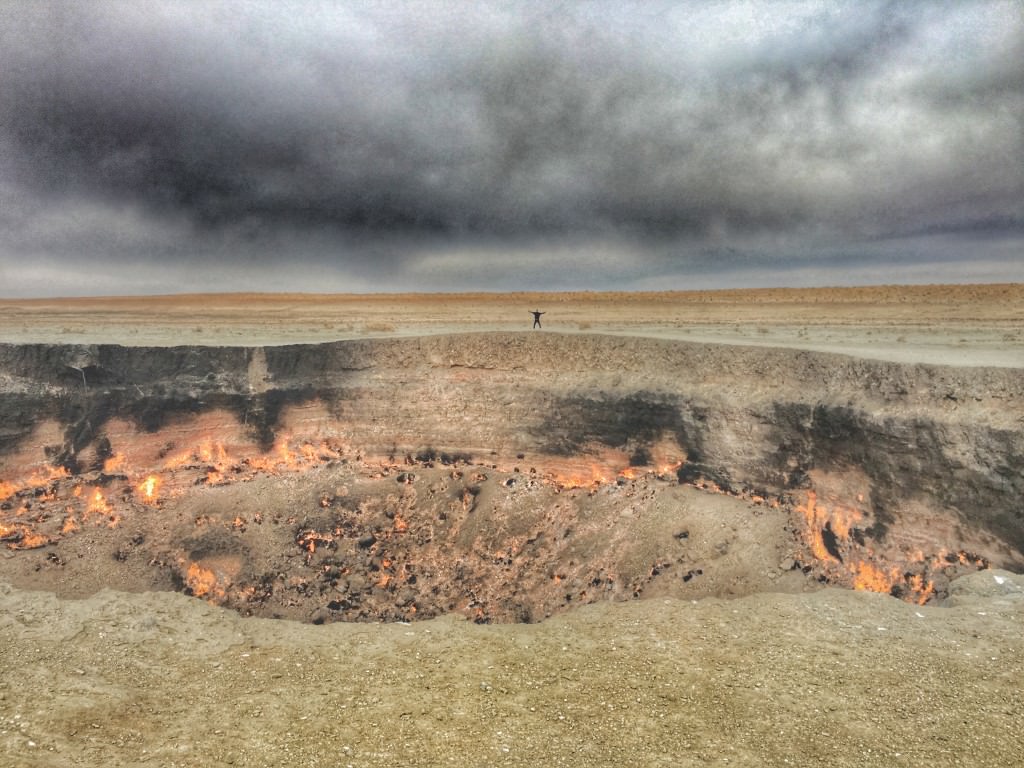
137 475 161 504
552 465 611 489
83 487 120 527
86 488 109 515
792 491 970 605
27 465 70 486
0 521 50 550
185 562 225 599
103 453 127 473
852 561 899 594
199 441 230 466
0 465 70 500
907 574 934 606
797 491 836 563
162 448 196 470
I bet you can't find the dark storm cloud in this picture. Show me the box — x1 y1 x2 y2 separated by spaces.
0 1 1021 295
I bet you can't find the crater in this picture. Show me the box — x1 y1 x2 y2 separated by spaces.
1 333 1021 622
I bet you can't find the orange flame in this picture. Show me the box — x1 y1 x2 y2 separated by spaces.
795 491 954 604
0 521 50 550
83 487 120 527
852 561 899 594
185 562 225 599
0 465 70 500
86 488 111 516
137 475 161 504
103 453 127 473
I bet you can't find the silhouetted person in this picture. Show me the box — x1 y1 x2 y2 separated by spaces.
530 310 545 329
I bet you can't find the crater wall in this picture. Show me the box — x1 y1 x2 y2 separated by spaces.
2 333 1022 568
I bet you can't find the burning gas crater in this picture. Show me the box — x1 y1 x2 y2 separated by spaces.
0 428 991 618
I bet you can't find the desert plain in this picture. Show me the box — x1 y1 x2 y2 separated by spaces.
0 284 1022 767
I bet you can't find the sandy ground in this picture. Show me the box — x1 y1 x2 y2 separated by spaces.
1 571 1022 768
1 283 1022 366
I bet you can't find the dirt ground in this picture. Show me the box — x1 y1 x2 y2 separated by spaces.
1 283 1022 366
1 284 1023 767
1 571 1022 767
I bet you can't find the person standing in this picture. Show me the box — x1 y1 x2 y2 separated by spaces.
530 310 545 329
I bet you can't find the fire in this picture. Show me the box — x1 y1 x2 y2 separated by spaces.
26 465 70 486
83 487 120 527
137 475 161 503
553 465 611 489
103 453 127 473
792 490 981 605
86 488 111 516
0 465 70 500
907 574 934 606
797 491 837 563
0 521 50 550
852 561 899 594
199 441 230 466
393 515 408 533
185 562 226 600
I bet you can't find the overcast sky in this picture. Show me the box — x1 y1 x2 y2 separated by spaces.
1 1 1021 296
